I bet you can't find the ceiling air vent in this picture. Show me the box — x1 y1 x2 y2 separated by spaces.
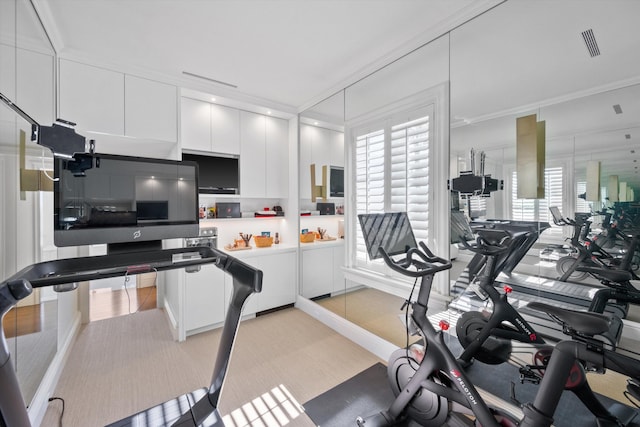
581 29 600 57
626 134 632 139
613 104 623 114
182 71 238 88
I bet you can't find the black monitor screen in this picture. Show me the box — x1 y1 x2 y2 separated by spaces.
358 212 417 260
330 166 344 197
54 153 199 247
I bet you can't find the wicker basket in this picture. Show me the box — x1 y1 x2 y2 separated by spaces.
300 233 316 243
253 235 274 247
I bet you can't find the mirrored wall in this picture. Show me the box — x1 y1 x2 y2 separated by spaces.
298 0 640 351
0 0 59 406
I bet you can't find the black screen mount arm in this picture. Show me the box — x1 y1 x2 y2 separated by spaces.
0 91 88 158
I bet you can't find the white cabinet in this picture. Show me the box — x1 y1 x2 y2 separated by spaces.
184 264 227 332
257 251 296 311
265 116 289 198
240 112 289 198
299 124 344 200
181 97 211 152
301 243 345 299
125 75 177 142
240 111 267 197
59 59 178 142
302 246 334 299
181 98 240 155
224 250 295 318
211 104 240 155
59 60 124 135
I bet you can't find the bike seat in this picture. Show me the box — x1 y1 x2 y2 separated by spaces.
527 302 611 336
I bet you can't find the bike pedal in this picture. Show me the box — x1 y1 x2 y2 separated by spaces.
518 368 541 385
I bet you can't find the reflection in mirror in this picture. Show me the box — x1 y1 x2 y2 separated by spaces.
449 0 640 408
298 91 347 315
0 0 58 408
327 35 451 349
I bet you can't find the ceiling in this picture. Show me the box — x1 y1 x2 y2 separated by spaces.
32 0 640 188
34 0 495 111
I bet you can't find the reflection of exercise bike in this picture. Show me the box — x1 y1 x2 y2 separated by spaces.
455 228 625 409
550 207 639 283
356 212 640 427
456 229 547 368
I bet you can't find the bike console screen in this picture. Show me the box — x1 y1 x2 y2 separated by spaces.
358 212 417 260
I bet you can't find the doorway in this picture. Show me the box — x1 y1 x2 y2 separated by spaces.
89 272 158 322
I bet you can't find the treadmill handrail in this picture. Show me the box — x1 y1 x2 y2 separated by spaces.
0 246 262 427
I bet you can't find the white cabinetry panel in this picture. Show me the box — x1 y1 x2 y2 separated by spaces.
211 104 240 155
265 116 288 198
240 111 266 197
257 251 296 311
184 264 226 332
125 75 177 142
181 97 211 152
302 246 334 299
59 59 124 135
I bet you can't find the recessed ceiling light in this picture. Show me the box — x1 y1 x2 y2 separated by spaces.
314 121 319 126
211 97 216 102
267 110 272 115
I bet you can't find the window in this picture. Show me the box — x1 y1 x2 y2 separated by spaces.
511 166 564 238
354 107 431 267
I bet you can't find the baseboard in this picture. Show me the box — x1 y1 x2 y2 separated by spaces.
28 312 81 427
163 297 180 341
295 296 398 361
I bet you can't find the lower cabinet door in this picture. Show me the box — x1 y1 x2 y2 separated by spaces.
184 264 226 332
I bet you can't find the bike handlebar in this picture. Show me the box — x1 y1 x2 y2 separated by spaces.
458 229 512 256
379 241 451 277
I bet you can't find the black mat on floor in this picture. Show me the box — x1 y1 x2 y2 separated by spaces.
303 338 635 427
303 363 420 427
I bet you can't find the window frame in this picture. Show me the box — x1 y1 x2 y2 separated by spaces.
344 84 450 295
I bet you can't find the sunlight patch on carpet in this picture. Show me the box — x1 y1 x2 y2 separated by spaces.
223 384 304 427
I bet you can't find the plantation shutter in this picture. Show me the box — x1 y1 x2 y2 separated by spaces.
390 116 430 242
355 129 385 261
354 108 431 267
511 166 564 237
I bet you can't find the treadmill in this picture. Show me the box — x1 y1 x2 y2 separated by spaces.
0 246 262 427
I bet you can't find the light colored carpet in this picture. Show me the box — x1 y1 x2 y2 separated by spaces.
40 307 381 427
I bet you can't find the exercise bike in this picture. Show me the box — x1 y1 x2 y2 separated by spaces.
523 301 640 427
356 212 640 427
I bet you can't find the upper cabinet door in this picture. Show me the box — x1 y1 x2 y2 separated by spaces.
211 104 240 155
181 97 211 152
125 75 177 142
59 59 125 135
240 111 266 197
265 116 288 198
